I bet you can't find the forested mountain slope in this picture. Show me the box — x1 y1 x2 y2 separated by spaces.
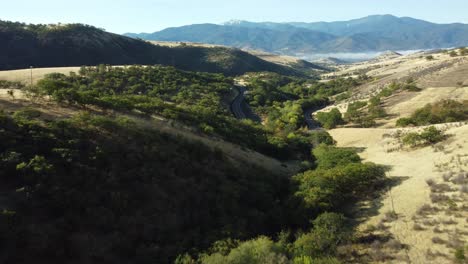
127 15 468 54
0 20 303 76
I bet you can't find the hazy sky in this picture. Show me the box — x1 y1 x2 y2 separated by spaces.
2 0 468 34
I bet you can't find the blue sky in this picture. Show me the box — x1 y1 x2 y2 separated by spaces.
1 0 468 34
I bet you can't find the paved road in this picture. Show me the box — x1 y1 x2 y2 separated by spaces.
230 86 322 130
230 86 261 122
304 108 323 131
231 86 247 119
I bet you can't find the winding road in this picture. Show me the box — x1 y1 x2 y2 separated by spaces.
304 108 323 131
231 86 247 119
230 86 322 130
230 86 260 122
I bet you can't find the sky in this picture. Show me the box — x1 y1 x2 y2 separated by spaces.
1 0 468 34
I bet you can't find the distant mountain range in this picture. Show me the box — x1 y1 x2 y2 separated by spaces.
125 15 468 55
0 20 311 76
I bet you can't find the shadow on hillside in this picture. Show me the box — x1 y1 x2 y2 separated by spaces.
241 100 261 122
348 175 410 227
351 147 367 153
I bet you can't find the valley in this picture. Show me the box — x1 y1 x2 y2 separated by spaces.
0 12 467 264
1 48 466 263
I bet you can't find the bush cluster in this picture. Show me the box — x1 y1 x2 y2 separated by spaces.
397 100 468 127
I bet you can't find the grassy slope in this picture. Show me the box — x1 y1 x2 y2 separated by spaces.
330 124 468 263
321 50 468 263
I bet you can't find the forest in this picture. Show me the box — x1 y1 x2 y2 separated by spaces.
31 65 343 160
0 65 388 263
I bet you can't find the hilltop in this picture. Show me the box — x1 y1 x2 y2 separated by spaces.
0 20 308 76
147 40 327 73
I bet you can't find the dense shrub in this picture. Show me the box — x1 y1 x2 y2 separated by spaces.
194 213 349 264
402 126 446 147
308 131 336 147
343 96 387 128
293 213 352 258
294 163 386 210
200 237 289 264
396 117 413 127
316 109 344 129
312 145 361 169
344 101 367 122
396 100 468 126
454 247 466 262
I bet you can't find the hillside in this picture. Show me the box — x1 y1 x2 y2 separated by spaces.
0 107 297 263
126 15 468 54
147 41 327 73
1 25 467 263
0 20 304 76
0 63 392 263
317 48 468 263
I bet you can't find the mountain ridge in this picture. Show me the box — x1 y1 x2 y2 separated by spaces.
0 20 309 76
125 15 468 54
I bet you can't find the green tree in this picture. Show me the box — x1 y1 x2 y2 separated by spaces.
402 126 445 147
201 237 289 264
396 117 414 127
419 126 445 144
293 213 351 258
316 109 344 129
344 101 367 123
402 132 422 147
312 145 360 169
294 163 386 210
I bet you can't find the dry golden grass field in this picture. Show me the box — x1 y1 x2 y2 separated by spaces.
324 48 468 263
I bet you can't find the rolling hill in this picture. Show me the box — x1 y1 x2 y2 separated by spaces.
126 15 468 54
0 20 308 76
